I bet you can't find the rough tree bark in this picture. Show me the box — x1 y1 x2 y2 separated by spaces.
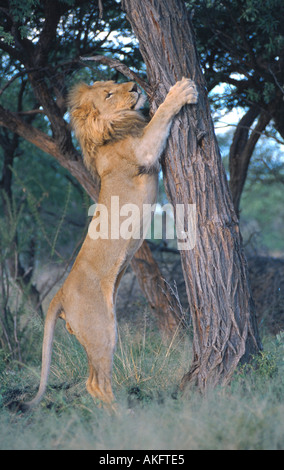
122 0 262 392
131 242 184 334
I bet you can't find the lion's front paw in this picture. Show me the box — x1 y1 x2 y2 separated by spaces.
168 78 198 109
185 79 198 104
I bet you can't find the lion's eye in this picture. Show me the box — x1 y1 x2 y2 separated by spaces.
105 92 113 100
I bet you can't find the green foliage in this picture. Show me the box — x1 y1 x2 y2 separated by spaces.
240 350 278 381
241 182 284 252
263 82 276 104
186 0 284 111
0 26 14 45
217 130 284 255
0 141 88 361
0 226 39 362
235 333 284 403
240 138 284 254
7 0 40 39
0 191 24 258
247 88 260 104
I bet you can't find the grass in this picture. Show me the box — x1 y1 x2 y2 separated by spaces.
0 314 283 450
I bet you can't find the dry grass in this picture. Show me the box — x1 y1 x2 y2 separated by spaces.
0 315 283 450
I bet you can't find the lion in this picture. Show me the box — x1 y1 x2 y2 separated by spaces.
17 77 198 411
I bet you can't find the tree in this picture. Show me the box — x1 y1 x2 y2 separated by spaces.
228 106 272 216
185 0 284 215
0 0 182 337
0 83 44 319
122 0 262 392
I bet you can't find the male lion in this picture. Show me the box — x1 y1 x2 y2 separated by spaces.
18 77 198 410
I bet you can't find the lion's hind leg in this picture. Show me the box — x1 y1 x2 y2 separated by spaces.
86 353 115 405
72 294 117 406
86 267 127 406
63 270 120 407
84 321 116 406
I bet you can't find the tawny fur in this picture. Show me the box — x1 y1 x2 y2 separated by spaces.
18 77 198 410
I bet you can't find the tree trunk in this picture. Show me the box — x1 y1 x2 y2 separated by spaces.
272 90 284 140
229 106 271 216
131 241 184 334
0 125 44 319
122 0 262 392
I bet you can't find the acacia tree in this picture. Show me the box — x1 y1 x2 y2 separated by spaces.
0 0 181 336
186 0 284 215
122 0 262 392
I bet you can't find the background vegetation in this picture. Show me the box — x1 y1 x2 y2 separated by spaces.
0 0 283 449
0 321 283 450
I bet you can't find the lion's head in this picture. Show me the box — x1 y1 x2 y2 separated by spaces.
68 80 147 174
69 80 145 115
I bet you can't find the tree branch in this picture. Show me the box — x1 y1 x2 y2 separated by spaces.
80 55 151 96
244 110 272 159
0 41 22 62
229 105 272 214
0 68 39 97
0 103 100 200
17 109 45 116
35 1 63 66
98 0 103 19
269 66 284 95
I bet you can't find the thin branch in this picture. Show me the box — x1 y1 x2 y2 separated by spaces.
80 55 151 96
268 66 284 95
244 111 272 160
0 41 22 62
98 0 103 19
216 120 284 146
0 68 41 97
260 157 284 184
0 103 100 201
17 109 45 116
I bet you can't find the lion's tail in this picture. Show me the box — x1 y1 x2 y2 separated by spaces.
18 294 62 412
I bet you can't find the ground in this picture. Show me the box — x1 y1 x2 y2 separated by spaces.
0 250 283 450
